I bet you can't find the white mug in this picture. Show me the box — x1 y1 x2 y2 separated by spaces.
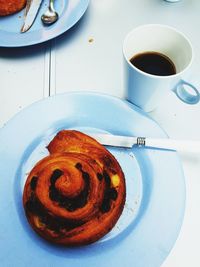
123 24 200 112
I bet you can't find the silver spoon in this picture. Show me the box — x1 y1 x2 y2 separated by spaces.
41 0 59 25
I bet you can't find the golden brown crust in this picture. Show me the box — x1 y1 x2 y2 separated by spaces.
0 0 26 16
23 130 126 246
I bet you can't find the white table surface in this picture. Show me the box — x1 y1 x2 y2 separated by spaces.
0 0 200 266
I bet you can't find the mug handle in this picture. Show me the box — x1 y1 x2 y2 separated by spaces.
173 80 200 104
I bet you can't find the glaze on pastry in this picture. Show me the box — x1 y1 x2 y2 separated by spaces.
0 0 26 16
23 130 126 246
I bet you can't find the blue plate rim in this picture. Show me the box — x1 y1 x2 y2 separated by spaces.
0 91 185 267
0 0 90 47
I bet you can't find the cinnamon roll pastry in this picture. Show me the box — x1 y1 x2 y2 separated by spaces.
23 130 126 246
0 0 26 16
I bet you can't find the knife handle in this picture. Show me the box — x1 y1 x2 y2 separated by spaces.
138 137 200 153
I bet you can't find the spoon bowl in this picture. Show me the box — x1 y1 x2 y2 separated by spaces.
41 0 59 25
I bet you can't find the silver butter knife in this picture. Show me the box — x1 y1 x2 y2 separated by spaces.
21 0 43 33
89 133 200 153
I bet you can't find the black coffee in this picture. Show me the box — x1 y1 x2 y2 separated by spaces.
130 52 176 76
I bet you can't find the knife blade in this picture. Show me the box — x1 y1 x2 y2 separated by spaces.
89 133 200 153
89 133 137 148
21 0 43 33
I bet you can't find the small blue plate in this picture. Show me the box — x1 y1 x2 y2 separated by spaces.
0 0 89 47
0 92 185 267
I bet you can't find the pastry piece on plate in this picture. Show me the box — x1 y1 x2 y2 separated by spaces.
23 130 126 246
0 0 26 16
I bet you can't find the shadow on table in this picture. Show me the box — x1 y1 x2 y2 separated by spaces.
0 40 51 59
180 151 200 163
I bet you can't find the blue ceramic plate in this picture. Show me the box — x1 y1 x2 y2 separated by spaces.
0 0 89 47
0 92 185 267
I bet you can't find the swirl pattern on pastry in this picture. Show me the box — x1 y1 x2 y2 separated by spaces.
23 130 126 246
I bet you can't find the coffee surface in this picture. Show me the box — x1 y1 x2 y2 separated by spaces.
130 52 176 76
